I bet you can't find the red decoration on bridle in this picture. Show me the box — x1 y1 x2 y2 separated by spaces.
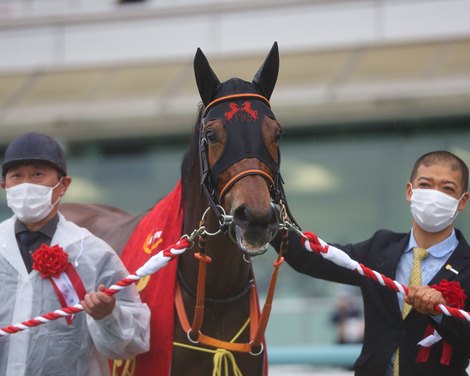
225 102 259 122
203 93 270 117
199 92 282 223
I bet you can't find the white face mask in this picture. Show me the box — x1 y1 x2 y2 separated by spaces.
6 179 62 223
409 185 464 233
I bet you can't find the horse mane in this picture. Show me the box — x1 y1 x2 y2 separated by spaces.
180 104 204 209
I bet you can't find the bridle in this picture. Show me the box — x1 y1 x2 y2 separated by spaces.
174 91 303 359
198 93 289 230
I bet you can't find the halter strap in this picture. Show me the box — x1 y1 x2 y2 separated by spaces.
203 93 270 116
177 267 253 304
218 169 274 202
174 281 257 353
173 230 289 353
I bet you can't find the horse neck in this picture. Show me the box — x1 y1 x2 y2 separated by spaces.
181 182 251 299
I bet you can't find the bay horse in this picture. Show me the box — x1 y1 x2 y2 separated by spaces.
61 42 290 375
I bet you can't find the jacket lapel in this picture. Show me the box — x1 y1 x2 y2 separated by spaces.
428 230 470 285
380 233 411 319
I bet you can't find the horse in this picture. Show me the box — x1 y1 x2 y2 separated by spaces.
61 42 290 376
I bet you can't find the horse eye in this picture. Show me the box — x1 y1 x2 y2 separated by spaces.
206 129 218 143
274 128 283 143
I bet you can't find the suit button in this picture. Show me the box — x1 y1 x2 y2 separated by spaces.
400 330 407 336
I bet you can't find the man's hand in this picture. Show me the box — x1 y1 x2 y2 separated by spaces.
81 284 116 320
405 286 446 315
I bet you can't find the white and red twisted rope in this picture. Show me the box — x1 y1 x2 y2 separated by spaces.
302 231 470 322
0 237 191 337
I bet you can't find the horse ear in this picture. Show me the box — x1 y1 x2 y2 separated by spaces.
252 42 279 100
194 48 221 106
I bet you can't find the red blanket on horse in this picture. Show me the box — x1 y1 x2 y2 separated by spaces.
112 181 268 375
116 181 184 376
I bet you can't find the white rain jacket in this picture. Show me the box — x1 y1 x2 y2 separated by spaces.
0 213 150 376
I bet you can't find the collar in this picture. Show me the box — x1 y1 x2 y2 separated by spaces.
14 214 59 239
406 228 458 259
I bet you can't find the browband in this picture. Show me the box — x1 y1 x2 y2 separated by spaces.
203 93 270 117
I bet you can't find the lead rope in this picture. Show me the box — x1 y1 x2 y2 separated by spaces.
0 235 195 336
4 221 470 339
300 231 470 322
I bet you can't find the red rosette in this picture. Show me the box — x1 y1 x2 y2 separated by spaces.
431 279 467 309
417 279 468 366
32 244 69 279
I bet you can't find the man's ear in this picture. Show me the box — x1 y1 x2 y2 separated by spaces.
59 176 72 196
1 181 5 189
405 182 413 203
458 192 469 211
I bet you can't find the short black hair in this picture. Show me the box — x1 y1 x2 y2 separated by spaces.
410 151 469 192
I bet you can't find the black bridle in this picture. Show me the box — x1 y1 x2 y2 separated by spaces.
198 93 292 228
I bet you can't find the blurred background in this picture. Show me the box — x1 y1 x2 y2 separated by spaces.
1 0 470 373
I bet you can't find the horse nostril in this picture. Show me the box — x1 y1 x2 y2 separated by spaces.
231 204 279 252
233 205 277 229
233 205 251 227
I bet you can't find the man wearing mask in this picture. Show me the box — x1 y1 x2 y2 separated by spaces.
0 132 150 376
276 151 470 375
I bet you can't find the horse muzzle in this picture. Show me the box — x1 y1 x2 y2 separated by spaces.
228 203 279 256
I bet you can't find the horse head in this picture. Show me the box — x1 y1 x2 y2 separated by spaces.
193 42 283 257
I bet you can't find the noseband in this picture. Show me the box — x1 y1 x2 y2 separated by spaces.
199 93 285 226
218 169 274 203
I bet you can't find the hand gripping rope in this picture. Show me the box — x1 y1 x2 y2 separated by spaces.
3 226 470 337
0 236 193 337
301 231 470 322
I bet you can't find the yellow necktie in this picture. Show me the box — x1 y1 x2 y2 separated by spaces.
393 247 429 376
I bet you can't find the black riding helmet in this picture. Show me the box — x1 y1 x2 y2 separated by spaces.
2 132 67 177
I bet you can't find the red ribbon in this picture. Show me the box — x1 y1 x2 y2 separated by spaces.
49 262 86 325
416 324 436 363
416 280 467 366
416 325 452 366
